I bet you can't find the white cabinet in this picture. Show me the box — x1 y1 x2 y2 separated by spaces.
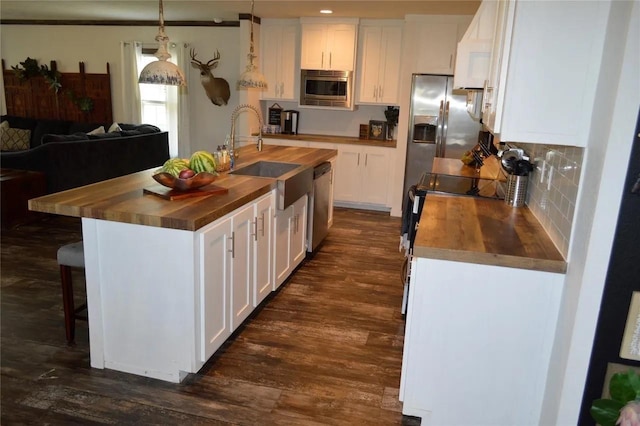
334 145 391 207
405 16 470 75
482 0 609 146
261 20 298 100
253 193 273 306
273 194 308 289
200 191 274 361
300 19 358 71
356 23 403 105
453 1 497 89
200 217 232 362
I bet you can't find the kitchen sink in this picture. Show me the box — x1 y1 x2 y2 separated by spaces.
230 161 301 178
230 161 312 210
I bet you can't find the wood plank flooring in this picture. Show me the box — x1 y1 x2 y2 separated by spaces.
1 208 419 425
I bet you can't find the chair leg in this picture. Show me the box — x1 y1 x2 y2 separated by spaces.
59 265 76 345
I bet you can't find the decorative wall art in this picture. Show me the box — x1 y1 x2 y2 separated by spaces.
368 120 387 141
190 49 231 106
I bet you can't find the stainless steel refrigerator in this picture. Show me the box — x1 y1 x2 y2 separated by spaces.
403 74 483 198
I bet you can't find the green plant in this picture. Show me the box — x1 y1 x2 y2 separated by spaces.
591 370 640 426
11 57 62 94
66 90 94 112
384 106 399 129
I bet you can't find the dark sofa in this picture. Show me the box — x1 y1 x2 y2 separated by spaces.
0 115 169 193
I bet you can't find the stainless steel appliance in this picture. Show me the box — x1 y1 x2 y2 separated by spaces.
307 161 332 253
280 110 299 135
300 69 352 108
403 74 483 201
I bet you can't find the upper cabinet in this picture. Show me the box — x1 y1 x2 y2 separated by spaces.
483 0 611 146
453 1 497 89
261 19 298 101
300 18 359 71
356 21 403 105
405 16 471 75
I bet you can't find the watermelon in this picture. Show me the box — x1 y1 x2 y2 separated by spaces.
161 158 190 177
189 151 217 174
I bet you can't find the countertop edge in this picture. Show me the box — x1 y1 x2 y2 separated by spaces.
412 246 567 274
263 133 397 148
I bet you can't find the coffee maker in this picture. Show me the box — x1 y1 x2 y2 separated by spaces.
280 110 299 135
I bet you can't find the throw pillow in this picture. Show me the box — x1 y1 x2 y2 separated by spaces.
108 122 122 133
0 121 9 131
87 125 105 135
1 128 31 151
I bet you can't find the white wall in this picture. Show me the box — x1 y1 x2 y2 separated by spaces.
541 1 640 424
1 24 241 153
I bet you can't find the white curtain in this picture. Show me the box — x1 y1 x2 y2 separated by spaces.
167 42 191 158
0 67 6 115
120 41 143 124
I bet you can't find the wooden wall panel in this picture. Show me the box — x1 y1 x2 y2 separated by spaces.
2 61 113 123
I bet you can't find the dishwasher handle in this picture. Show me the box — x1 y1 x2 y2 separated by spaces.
313 162 332 179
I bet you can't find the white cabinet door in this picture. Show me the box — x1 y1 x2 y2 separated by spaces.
334 147 361 202
357 24 402 105
415 23 459 74
261 22 297 101
291 194 308 268
334 145 391 207
300 22 357 71
300 24 327 70
253 193 273 306
361 147 389 205
230 203 254 331
327 24 357 71
273 204 292 289
483 0 606 146
200 217 231 362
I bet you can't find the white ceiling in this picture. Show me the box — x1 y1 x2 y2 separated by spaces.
0 1 480 22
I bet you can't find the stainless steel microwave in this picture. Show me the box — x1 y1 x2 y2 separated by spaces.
300 69 352 108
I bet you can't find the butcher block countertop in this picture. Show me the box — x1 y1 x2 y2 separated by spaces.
431 156 504 180
413 194 567 273
263 132 397 148
28 145 337 231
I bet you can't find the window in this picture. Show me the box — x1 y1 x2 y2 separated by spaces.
138 51 179 157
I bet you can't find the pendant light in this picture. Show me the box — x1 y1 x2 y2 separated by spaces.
138 0 186 86
237 0 268 89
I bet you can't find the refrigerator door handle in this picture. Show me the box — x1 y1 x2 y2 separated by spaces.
441 101 450 157
437 100 444 155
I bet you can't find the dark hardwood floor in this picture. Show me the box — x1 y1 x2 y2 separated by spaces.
1 208 419 425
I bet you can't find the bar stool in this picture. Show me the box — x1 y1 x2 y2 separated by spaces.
57 241 87 345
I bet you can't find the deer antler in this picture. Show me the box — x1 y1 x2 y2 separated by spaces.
206 50 221 67
190 48 203 65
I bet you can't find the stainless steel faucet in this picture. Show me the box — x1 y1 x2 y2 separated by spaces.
229 104 264 168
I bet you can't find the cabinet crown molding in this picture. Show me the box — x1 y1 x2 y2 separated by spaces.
300 17 359 25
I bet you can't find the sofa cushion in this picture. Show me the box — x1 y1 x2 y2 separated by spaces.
87 131 123 140
42 133 90 144
32 119 72 148
1 127 31 151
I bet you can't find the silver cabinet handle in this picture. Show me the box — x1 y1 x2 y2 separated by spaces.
252 218 258 241
373 86 377 99
365 153 368 167
379 85 383 99
260 212 265 237
329 52 332 69
321 52 324 68
228 232 235 258
357 153 360 166
449 54 453 69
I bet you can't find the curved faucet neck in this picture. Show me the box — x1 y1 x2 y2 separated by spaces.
229 104 264 157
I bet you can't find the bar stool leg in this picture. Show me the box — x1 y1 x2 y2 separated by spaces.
59 265 76 345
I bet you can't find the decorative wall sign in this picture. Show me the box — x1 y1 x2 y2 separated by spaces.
268 103 283 125
368 120 387 141
620 291 640 361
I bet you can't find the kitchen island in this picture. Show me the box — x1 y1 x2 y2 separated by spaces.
29 144 337 383
400 193 566 425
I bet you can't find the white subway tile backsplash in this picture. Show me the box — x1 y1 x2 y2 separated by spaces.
516 143 584 259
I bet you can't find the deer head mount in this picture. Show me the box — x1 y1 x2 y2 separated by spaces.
190 48 231 106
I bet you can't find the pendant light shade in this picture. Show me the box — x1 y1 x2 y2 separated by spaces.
237 0 268 89
139 0 186 87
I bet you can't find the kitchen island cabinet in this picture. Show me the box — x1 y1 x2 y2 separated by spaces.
28 145 337 383
400 194 566 425
273 194 307 289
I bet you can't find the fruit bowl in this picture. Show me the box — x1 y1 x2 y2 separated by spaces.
152 171 217 191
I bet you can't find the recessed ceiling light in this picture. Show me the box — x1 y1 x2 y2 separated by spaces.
320 9 333 14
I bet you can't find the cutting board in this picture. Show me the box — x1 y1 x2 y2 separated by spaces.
144 184 229 200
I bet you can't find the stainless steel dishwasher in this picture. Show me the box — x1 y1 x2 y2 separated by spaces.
307 161 332 253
